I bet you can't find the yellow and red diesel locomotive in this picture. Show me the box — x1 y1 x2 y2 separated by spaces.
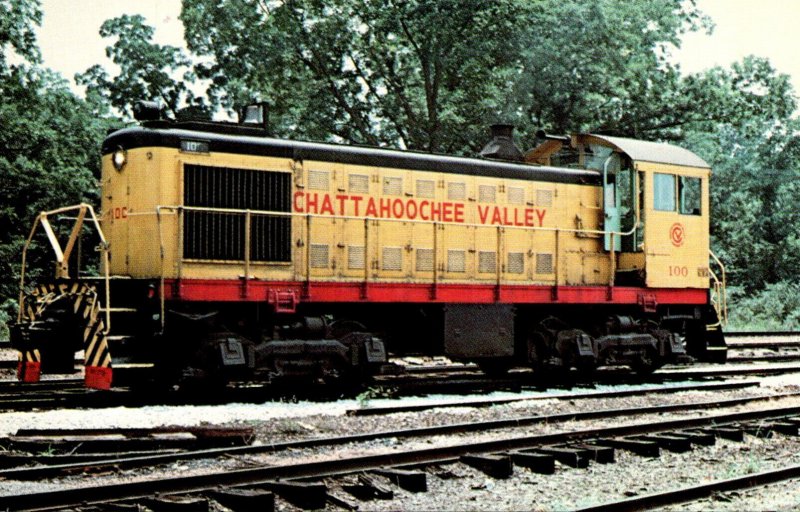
12 104 727 389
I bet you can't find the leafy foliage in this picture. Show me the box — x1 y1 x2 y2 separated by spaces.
512 0 708 136
727 282 800 331
0 0 109 322
0 0 42 69
176 0 797 152
686 117 800 287
76 14 209 120
181 0 530 152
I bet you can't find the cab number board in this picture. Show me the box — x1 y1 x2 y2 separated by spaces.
180 139 210 153
668 265 688 277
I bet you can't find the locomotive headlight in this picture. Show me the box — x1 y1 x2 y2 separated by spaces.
112 148 127 171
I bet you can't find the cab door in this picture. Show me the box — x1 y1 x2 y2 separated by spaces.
641 164 710 289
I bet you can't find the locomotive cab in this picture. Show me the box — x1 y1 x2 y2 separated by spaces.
528 134 713 289
527 134 726 364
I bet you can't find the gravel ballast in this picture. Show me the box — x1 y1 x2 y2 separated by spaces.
2 373 800 510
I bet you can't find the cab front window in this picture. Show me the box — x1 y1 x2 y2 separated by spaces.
679 176 702 215
653 173 676 212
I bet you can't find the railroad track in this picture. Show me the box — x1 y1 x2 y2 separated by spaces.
346 380 760 416
576 464 800 512
383 361 800 391
3 360 800 413
3 390 800 510
726 331 800 363
726 331 800 338
2 328 800 412
0 381 768 480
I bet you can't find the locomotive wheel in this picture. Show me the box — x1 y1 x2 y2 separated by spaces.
630 347 660 375
327 319 374 386
526 331 548 371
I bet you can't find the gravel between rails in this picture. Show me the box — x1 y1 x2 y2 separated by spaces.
2 375 800 510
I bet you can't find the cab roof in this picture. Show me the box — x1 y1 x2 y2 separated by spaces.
585 134 710 169
526 133 711 170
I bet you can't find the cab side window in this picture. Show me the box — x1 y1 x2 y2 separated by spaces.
679 177 702 215
653 173 676 212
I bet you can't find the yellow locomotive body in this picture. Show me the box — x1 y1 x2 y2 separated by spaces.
13 117 726 388
103 132 711 290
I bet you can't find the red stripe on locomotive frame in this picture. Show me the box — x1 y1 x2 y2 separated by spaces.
163 279 708 306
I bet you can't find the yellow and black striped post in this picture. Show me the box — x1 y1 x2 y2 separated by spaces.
16 285 48 383
81 293 112 389
18 282 113 390
17 349 41 383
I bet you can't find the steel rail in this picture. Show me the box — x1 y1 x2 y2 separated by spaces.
729 354 800 363
727 340 800 349
0 358 85 370
726 331 800 338
346 380 759 416
393 362 800 382
654 363 800 379
0 379 83 391
5 401 800 510
1 390 797 484
0 360 798 414
377 363 800 392
575 464 800 511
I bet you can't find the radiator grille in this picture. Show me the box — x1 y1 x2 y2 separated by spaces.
536 189 553 207
447 182 466 200
310 244 329 268
508 186 524 205
183 165 291 262
308 170 329 190
416 179 435 198
349 174 369 193
479 185 496 203
383 176 403 195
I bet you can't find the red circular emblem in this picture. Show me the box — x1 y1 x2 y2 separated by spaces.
670 223 685 247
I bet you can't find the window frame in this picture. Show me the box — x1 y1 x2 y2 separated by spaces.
679 176 702 216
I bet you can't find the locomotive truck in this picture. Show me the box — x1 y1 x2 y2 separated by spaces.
11 103 727 390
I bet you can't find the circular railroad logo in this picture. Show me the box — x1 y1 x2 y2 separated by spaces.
670 223 685 247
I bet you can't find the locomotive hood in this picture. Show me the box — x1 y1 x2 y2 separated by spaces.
102 124 602 187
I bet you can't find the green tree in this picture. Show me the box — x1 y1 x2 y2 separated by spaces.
180 0 796 152
512 0 708 136
0 0 109 329
510 2 795 141
688 118 800 291
76 14 208 120
0 0 41 71
54 0 800 166
181 0 529 152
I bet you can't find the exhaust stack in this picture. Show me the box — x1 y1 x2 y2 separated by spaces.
480 124 524 162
